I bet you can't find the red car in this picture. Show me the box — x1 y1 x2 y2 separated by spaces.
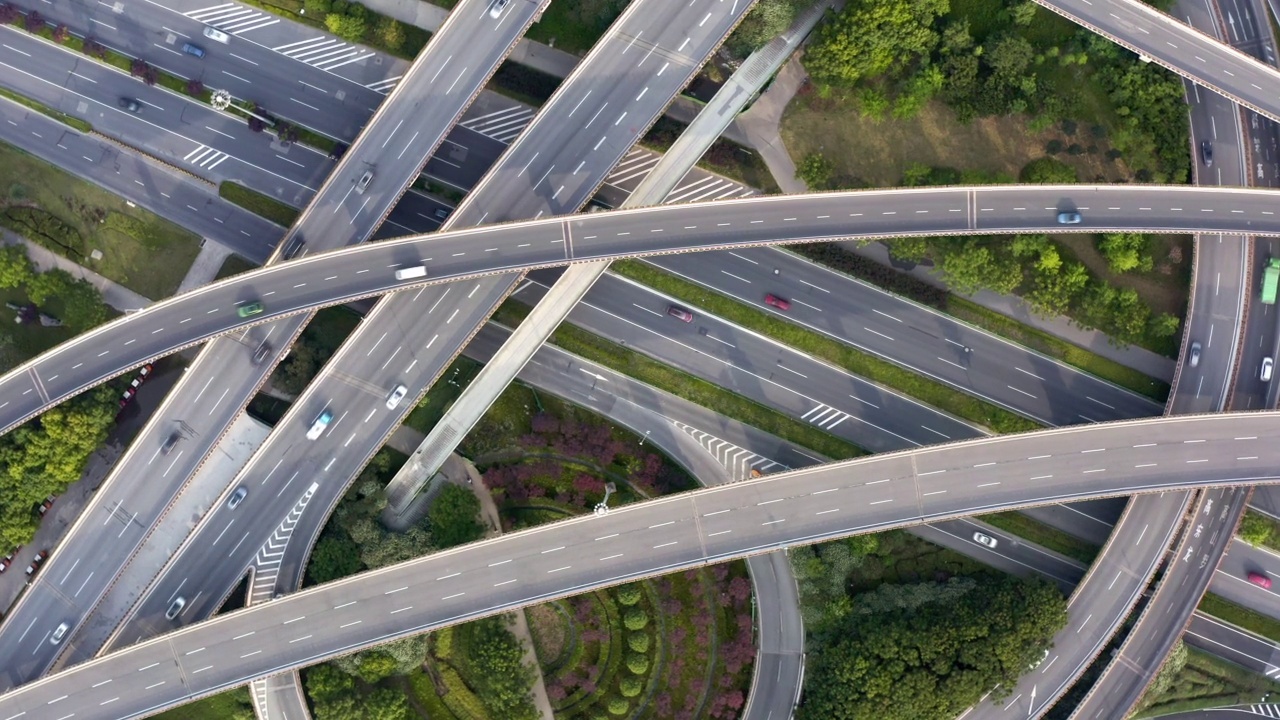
120 387 137 408
136 363 153 381
1249 572 1273 589
37 496 55 516
667 305 694 323
764 294 791 311
25 550 47 576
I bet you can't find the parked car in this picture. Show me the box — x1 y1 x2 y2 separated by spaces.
203 26 230 43
386 384 408 410
37 496 55 516
118 97 142 113
1056 211 1083 225
227 486 248 510
1249 571 1273 589
1188 341 1201 368
973 532 998 549
136 364 153 381
667 305 694 323
764 294 791 311
1 545 22 573
237 301 264 318
165 596 187 620
1200 140 1213 168
119 387 136 408
26 549 48 576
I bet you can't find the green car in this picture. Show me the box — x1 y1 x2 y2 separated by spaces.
237 302 264 318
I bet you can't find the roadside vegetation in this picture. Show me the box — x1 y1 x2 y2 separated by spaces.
792 531 1068 719
0 87 91 133
0 140 202 298
980 512 1100 564
152 688 253 720
219 183 300 228
1132 642 1280 718
1237 509 1280 555
1199 593 1280 643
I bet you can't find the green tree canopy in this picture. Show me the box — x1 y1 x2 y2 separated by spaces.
0 244 34 289
1097 233 1153 273
1019 157 1078 184
466 615 538 720
804 0 948 86
427 482 484 549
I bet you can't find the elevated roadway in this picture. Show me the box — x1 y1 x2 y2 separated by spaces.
0 0 546 688
4 411 1280 717
2 185 1280 436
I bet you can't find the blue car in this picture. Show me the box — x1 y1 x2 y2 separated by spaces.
1056 211 1082 225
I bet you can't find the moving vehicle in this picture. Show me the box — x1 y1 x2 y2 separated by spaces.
161 432 181 456
26 549 47 576
395 265 427 281
1249 571 1273 589
227 486 248 510
1263 357 1274 383
1200 140 1213 168
165 597 186 620
1263 257 1280 305
181 42 205 58
1188 341 1201 368
386 384 408 410
1056 211 1082 225
282 235 306 260
764 294 791 311
434 208 450 220
118 97 142 114
50 622 69 645
489 0 510 18
203 26 230 43
973 532 998 549
252 343 272 365
237 301 264 318
307 408 334 440
355 171 374 194
667 305 694 323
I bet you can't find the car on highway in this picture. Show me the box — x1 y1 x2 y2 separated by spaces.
1200 140 1213 168
180 42 205 58
667 305 694 323
1249 571 1273 589
165 597 186 620
203 26 230 43
489 0 511 17
227 486 248 510
161 432 181 456
1264 357 1275 383
49 622 69 645
355 171 374 194
764 294 791 311
282 235 306 260
386 384 408 410
118 97 142 114
237 301 264 318
26 549 47 576
1056 211 1082 224
1188 341 1201 368
1029 649 1049 669
307 408 334 440
252 343 272 365
973 532 998 549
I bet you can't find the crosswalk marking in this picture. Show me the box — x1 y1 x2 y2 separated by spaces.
802 403 850 430
183 145 230 170
249 482 319 604
460 106 535 143
184 4 279 35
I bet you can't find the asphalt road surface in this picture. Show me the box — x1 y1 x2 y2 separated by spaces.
4 411 1280 718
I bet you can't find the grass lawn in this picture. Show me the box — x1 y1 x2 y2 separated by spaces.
151 687 253 720
219 182 299 227
215 253 258 281
0 286 80 371
613 260 1041 434
1199 593 1280 642
0 142 202 298
781 98 1132 189
1133 646 1280 718
403 356 483 436
0 88 92 133
524 0 627 56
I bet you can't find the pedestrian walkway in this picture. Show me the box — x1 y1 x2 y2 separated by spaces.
176 242 234 294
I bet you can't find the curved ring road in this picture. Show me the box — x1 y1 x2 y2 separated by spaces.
1 185 1277 436
2 411 1279 719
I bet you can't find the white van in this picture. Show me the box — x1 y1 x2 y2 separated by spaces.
395 265 427 280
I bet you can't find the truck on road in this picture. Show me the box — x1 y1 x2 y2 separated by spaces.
1263 257 1280 305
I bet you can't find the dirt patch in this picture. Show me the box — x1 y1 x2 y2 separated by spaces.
780 94 1132 188
527 602 570 670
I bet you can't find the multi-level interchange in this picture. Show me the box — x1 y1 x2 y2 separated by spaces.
1 0 1280 717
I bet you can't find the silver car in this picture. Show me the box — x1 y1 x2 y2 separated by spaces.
1188 341 1201 368
50 622 69 644
973 532 998 549
165 596 186 620
227 486 248 510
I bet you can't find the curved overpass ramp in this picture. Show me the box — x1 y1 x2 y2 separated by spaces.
2 185 1279 436
3 411 1279 719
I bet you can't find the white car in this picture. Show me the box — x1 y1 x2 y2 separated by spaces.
306 409 334 440
203 26 230 43
386 384 408 410
973 532 998 549
50 622 69 645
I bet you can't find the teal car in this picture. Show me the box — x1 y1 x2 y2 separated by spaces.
237 302 264 318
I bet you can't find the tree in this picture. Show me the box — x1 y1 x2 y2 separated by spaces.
52 24 68 43
374 16 405 51
1134 641 1188 713
304 664 361 720
626 653 650 674
1009 0 1037 25
936 240 1023 295
608 698 630 716
1238 512 1273 547
23 9 43 32
1019 157 1078 184
727 0 803 57
365 688 411 720
306 531 363 584
1097 233 1153 273
623 607 649 630
1027 261 1089 318
186 79 204 96
796 153 834 190
0 4 17 24
466 616 539 720
325 12 366 42
615 584 642 606
619 676 643 697
0 245 34 289
274 341 325 395
798 575 1067 720
804 0 949 86
247 117 266 133
427 482 484 548
628 632 650 653
304 0 331 15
